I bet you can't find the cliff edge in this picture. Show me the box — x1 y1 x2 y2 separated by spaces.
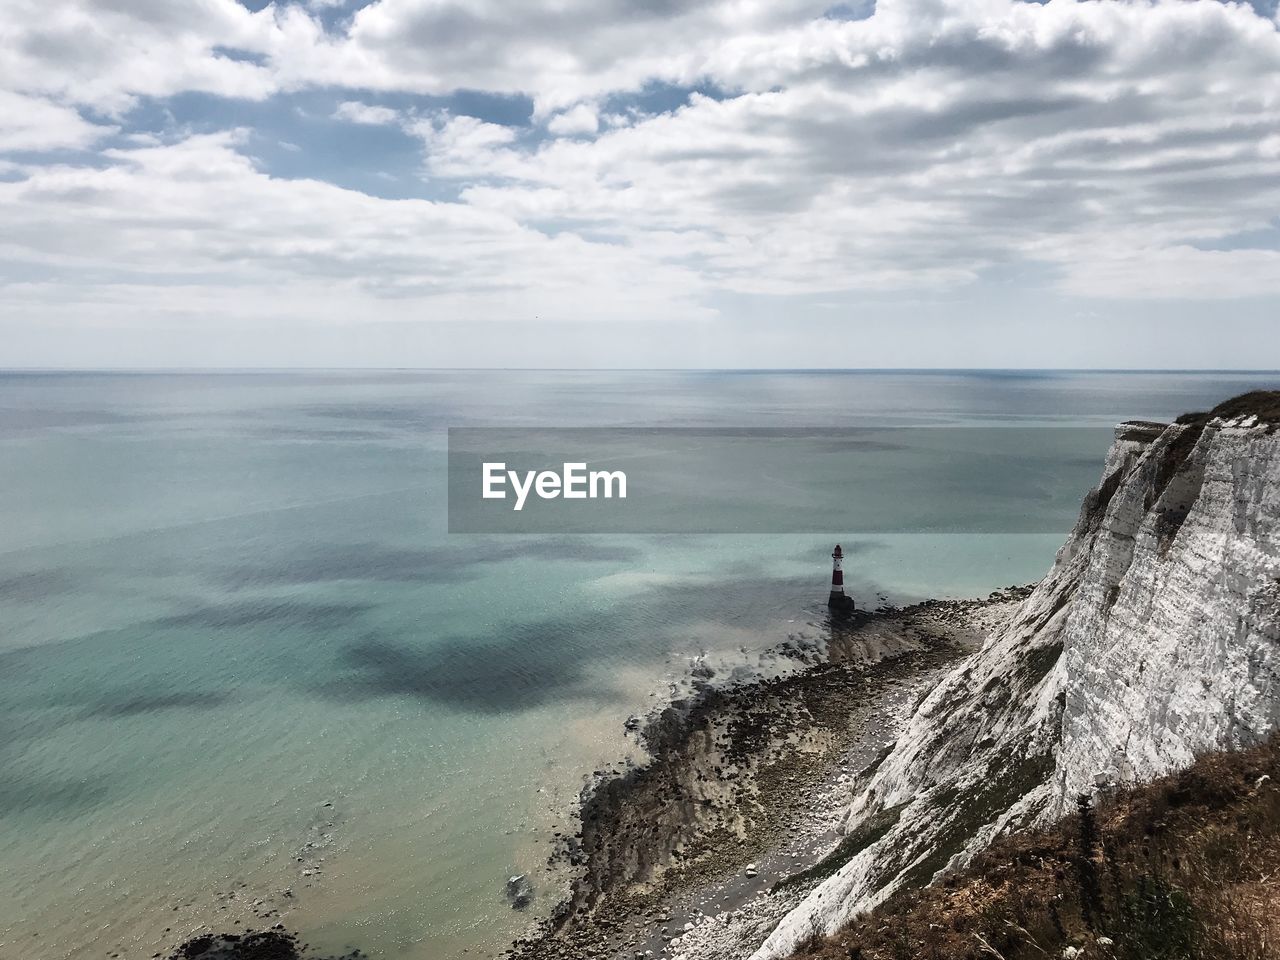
753 392 1280 959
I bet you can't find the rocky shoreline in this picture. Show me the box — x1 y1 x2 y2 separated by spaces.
159 587 1030 960
507 588 1032 960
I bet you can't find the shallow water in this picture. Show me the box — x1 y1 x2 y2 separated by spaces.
0 370 1274 959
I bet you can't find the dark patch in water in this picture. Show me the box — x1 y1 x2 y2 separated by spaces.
253 425 391 443
156 600 374 630
301 403 444 428
0 407 141 433
221 545 481 588
219 539 641 589
814 438 906 453
306 567 870 714
87 690 232 718
316 620 612 714
514 539 644 563
0 773 114 818
0 569 74 601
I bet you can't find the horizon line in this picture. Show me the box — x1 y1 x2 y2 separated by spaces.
2 366 1280 376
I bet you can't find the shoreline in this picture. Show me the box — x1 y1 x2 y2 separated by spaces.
508 587 1032 960
157 586 1033 960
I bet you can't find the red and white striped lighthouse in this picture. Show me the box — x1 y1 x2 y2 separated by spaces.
828 544 846 607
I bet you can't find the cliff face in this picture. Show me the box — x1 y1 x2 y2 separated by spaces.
753 400 1280 960
1052 413 1280 806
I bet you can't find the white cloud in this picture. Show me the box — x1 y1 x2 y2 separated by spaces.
0 132 714 325
0 91 112 151
1058 246 1280 301
2 0 1280 364
333 100 401 125
321 0 825 115
547 104 599 137
0 0 282 114
409 113 521 178
387 0 1280 300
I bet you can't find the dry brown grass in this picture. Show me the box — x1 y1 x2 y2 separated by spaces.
789 738 1280 960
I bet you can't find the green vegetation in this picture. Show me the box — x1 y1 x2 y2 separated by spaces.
773 803 908 894
788 737 1280 960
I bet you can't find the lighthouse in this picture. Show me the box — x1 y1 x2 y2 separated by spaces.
828 544 854 610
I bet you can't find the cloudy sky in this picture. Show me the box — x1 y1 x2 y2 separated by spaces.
2 0 1279 368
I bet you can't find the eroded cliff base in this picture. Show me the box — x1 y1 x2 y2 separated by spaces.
509 590 1031 960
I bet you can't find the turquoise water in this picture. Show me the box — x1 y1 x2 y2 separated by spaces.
1 370 1275 960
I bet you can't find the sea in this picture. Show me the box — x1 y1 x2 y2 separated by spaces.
1 370 1274 960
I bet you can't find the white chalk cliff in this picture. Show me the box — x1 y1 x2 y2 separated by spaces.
753 401 1280 959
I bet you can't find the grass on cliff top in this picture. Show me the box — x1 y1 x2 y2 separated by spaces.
787 736 1280 960
1176 390 1280 430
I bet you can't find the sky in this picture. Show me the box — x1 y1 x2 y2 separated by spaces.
1 0 1279 369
